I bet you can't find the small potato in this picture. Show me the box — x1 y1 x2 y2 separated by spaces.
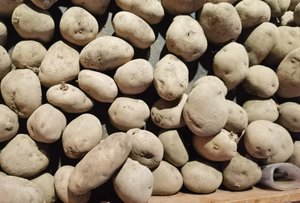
80 36 134 71
181 161 222 194
225 100 248 133
11 4 55 42
290 0 300 10
154 54 189 101
39 41 80 87
294 3 300 25
0 104 19 142
12 40 47 70
281 11 295 26
235 0 271 28
0 21 7 46
0 0 24 16
108 97 150 131
78 70 118 103
115 0 164 24
1 69 42 118
262 0 290 17
242 65 279 98
277 102 300 132
31 173 56 203
161 0 205 15
114 158 153 203
243 99 279 123
31 0 57 10
213 42 249 90
152 161 183 196
27 103 67 143
288 141 300 167
199 2 242 44
0 46 11 81
113 11 155 49
114 59 153 95
0 134 49 178
192 75 228 96
70 0 110 15
60 7 99 46
46 83 93 113
62 114 102 159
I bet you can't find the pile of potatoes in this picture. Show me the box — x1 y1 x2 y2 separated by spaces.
1 0 300 202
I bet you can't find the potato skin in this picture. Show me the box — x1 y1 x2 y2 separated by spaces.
70 0 110 15
162 0 205 15
192 76 228 96
263 0 290 17
0 21 7 46
0 104 19 142
225 100 248 133
294 3 300 25
31 0 57 9
0 45 11 80
290 0 300 10
31 173 56 203
0 0 24 16
288 141 300 167
277 102 300 132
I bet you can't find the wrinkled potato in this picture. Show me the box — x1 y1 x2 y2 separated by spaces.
1 69 42 118
78 70 118 103
60 6 99 46
225 100 248 134
114 59 153 95
0 0 24 16
0 21 7 46
0 104 19 142
192 75 228 96
62 113 102 159
294 3 300 25
262 0 290 17
46 83 93 113
288 141 300 167
277 102 300 132
70 0 110 15
31 173 56 203
31 0 57 9
27 103 67 143
161 0 205 15
0 46 11 80
0 134 49 178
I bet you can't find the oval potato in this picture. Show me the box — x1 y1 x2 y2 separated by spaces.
277 102 300 132
0 104 19 142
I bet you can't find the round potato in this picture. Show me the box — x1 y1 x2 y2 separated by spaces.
0 21 7 46
225 100 248 133
0 104 19 142
277 102 300 132
288 141 300 167
31 173 56 203
31 0 57 10
161 0 205 15
192 75 228 96
0 45 11 81
70 0 110 15
0 0 24 16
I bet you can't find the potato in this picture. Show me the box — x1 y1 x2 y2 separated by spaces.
68 132 132 195
31 0 57 10
0 134 49 178
161 0 205 15
0 104 19 142
181 161 222 193
225 100 248 133
31 173 56 203
27 103 67 143
281 11 295 26
62 114 102 159
12 3 55 42
213 42 249 90
80 36 134 71
114 59 153 94
288 141 300 167
70 0 110 15
108 97 150 131
12 40 47 70
113 11 155 49
1 69 42 118
152 160 183 195
0 0 24 16
294 2 300 25
0 175 45 203
166 15 207 62
244 120 294 164
290 0 300 10
199 2 242 44
277 102 300 132
0 171 6 178
264 0 290 17
54 166 91 203
0 46 11 81
0 21 7 46
242 99 279 123
114 158 153 203
115 0 164 24
242 65 279 98
235 0 271 28
127 128 164 168
222 153 262 191
60 6 98 46
39 40 80 87
206 0 238 3
154 54 189 101
192 75 228 96
78 70 118 103
244 22 279 66
46 83 93 113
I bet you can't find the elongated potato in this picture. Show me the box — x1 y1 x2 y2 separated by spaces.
31 173 56 203
277 102 300 132
31 0 57 9
225 100 248 133
70 0 111 15
263 0 290 17
0 104 19 142
0 21 7 46
162 0 205 15
0 45 11 81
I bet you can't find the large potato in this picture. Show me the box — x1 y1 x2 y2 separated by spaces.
262 0 290 17
1 69 42 118
225 100 248 133
80 36 134 71
0 46 11 81
31 173 56 203
161 0 205 15
0 0 24 16
192 75 228 96
31 0 57 9
277 102 300 132
288 141 300 167
70 0 110 15
0 104 19 142
0 21 7 46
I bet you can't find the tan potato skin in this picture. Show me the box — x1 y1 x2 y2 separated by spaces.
162 0 205 15
0 21 7 46
288 141 300 167
262 0 290 17
225 100 248 133
0 0 24 16
70 0 111 15
0 45 11 80
31 173 56 203
277 102 300 132
294 3 300 25
0 104 19 142
31 0 57 9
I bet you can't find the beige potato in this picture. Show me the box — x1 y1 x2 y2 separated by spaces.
70 0 110 15
192 75 228 96
31 0 57 9
288 141 300 167
1 69 42 118
166 15 207 62
62 114 102 159
244 22 279 66
108 97 150 131
68 132 132 195
277 102 300 132
0 134 49 178
27 103 67 143
243 99 279 123
263 0 290 17
54 166 91 203
161 0 205 15
0 21 7 46
0 171 6 178
60 6 99 46
294 3 300 25
199 2 242 44
281 11 295 26
127 128 164 168
213 42 249 90
158 130 189 167
206 0 238 3
0 104 19 142
31 173 56 203
113 11 155 49
80 36 134 71
114 158 153 203
181 161 222 193
78 70 118 103
115 0 164 24
290 0 300 10
39 41 80 87
114 59 153 94
12 4 55 42
0 0 24 16
46 83 93 113
0 46 11 80
154 54 189 101
152 160 183 196
225 100 248 133
244 120 294 164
